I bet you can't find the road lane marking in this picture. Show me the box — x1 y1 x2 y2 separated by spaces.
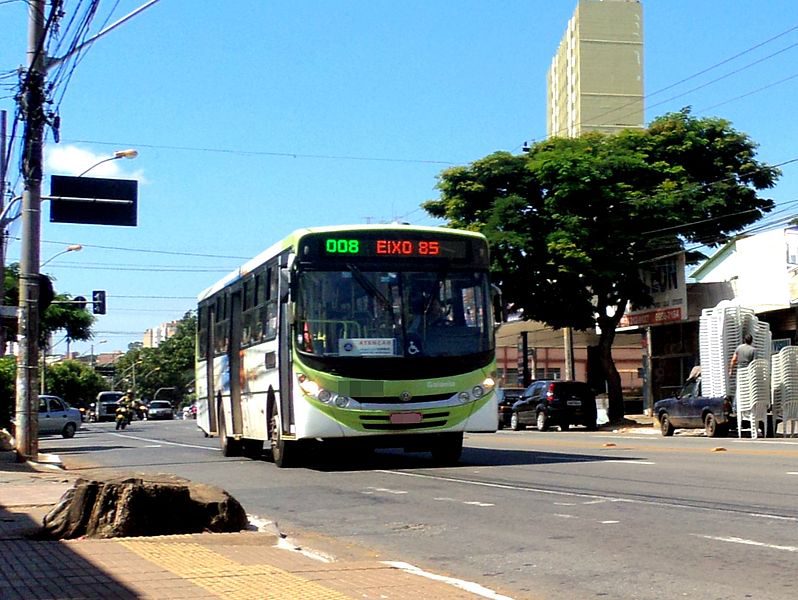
434 497 494 507
383 561 514 600
601 520 620 524
694 534 798 552
367 487 408 495
603 460 656 465
380 470 798 521
108 431 220 451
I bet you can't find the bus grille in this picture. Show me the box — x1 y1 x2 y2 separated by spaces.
354 392 453 404
359 411 450 430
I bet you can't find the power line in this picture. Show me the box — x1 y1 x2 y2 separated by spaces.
63 138 458 166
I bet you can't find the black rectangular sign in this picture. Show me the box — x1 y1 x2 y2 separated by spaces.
50 175 138 226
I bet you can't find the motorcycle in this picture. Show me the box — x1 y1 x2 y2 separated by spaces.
115 406 130 430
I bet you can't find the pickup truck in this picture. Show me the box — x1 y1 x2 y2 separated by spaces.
653 374 734 437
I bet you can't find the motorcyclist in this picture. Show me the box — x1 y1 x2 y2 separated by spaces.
116 390 134 428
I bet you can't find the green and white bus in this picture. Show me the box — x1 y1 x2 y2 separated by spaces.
196 224 497 467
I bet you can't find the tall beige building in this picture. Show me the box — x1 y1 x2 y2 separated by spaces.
547 0 643 138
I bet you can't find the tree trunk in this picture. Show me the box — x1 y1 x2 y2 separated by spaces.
597 312 624 423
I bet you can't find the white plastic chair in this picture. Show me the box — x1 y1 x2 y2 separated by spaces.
782 400 798 438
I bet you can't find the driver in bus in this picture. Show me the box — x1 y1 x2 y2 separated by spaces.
408 292 447 336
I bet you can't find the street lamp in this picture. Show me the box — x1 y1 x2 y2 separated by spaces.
78 149 138 177
41 244 82 268
90 339 107 368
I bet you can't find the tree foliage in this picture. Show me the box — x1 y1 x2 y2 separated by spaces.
112 312 196 403
45 360 106 410
3 263 95 347
425 110 780 422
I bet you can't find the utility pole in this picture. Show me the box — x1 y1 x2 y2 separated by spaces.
15 0 46 461
1 109 8 357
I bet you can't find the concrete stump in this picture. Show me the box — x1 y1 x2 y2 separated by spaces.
42 473 248 539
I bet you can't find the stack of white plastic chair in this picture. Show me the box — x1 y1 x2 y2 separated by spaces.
698 301 758 398
737 358 770 438
782 399 798 437
770 346 798 437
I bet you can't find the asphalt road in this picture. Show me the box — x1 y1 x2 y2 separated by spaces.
41 418 798 600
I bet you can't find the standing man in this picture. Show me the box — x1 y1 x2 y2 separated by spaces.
729 333 756 377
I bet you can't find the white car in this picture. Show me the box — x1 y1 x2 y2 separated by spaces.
147 400 174 420
38 395 81 438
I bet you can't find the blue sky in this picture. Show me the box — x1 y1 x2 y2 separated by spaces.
1 0 797 356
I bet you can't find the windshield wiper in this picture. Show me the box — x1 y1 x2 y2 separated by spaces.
346 264 394 315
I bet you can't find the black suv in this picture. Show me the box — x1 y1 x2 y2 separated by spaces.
510 380 597 431
497 387 526 429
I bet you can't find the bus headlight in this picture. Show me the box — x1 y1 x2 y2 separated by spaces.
472 385 485 399
458 392 470 403
318 389 332 403
334 395 350 408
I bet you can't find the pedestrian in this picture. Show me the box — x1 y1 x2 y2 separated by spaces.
729 333 755 377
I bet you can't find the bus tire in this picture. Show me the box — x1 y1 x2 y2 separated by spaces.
430 432 463 466
219 409 241 457
270 412 294 468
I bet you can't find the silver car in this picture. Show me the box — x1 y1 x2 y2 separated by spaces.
38 395 81 438
147 400 174 420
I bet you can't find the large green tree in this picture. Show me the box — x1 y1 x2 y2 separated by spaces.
425 109 780 422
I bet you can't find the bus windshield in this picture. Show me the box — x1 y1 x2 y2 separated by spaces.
296 268 492 358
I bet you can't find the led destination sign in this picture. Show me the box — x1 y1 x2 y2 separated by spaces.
323 237 468 259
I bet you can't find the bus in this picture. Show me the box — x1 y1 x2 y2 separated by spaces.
196 224 497 467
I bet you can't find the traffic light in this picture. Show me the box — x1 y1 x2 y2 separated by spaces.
92 290 106 315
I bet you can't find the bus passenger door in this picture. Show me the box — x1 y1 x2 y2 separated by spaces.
229 291 244 437
278 260 293 434
205 305 218 434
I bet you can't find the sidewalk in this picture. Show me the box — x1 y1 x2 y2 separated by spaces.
0 449 513 600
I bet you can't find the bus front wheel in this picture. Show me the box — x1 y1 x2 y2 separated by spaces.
219 410 241 457
270 413 294 468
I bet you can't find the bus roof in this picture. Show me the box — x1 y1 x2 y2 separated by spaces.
196 223 486 302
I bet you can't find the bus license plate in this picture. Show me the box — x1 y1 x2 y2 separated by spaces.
390 412 422 424
566 400 581 406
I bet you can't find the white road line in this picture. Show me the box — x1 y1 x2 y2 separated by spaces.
384 561 514 600
603 460 656 465
553 513 577 519
368 487 408 495
108 432 220 451
788 472 798 475
694 534 798 553
600 520 620 524
464 501 495 507
380 470 798 521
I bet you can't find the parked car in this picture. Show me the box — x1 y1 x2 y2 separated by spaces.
497 386 526 429
147 400 174 420
511 380 598 431
38 395 81 438
654 373 734 437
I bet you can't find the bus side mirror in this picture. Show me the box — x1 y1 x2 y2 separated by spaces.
279 267 291 303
